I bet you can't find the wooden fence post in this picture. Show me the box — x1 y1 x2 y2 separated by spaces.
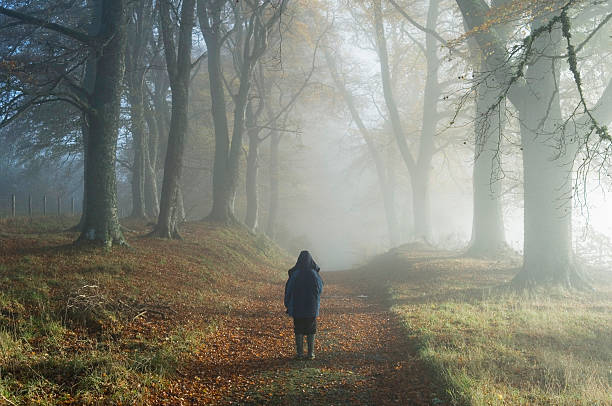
57 196 61 216
28 195 32 217
43 195 47 216
71 197 75 215
11 194 15 217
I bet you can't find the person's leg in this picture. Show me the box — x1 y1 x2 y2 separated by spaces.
295 333 304 358
306 334 315 359
306 317 317 360
293 318 304 359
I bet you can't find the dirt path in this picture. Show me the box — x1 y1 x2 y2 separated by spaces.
152 271 441 405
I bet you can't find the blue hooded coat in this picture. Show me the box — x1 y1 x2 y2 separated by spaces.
284 251 323 318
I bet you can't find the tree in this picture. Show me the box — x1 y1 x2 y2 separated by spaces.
244 83 266 230
463 0 512 256
143 46 171 219
372 0 442 242
324 46 400 247
466 67 507 256
456 0 612 286
263 82 297 238
150 0 196 238
0 0 128 247
244 27 320 232
125 0 155 219
198 0 289 223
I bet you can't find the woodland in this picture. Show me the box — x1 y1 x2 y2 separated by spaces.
0 0 611 404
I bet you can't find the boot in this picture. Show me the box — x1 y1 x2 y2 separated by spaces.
306 334 315 360
295 334 304 359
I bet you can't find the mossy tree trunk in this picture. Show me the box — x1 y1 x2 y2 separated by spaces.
0 0 128 247
77 0 128 247
150 0 196 239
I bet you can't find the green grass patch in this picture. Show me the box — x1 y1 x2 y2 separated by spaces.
368 250 612 405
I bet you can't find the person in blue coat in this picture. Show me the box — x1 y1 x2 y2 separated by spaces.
284 250 323 360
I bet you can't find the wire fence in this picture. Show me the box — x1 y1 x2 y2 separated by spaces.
0 194 81 218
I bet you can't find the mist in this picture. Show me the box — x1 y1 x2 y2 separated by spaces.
0 0 611 403
2 0 612 272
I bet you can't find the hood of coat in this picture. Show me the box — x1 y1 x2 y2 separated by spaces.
292 250 320 274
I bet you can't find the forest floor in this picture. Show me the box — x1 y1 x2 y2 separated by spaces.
0 217 439 405
0 218 610 405
147 269 440 405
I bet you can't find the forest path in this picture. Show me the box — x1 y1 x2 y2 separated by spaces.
152 270 441 405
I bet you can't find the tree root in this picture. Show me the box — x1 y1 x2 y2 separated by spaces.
74 231 129 249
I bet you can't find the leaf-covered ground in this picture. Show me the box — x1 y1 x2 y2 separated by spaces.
148 270 441 405
3 218 609 405
0 218 441 405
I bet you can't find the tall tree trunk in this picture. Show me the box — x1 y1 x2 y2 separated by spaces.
128 86 148 218
411 0 440 242
224 66 251 220
467 71 507 255
72 0 102 232
266 130 280 238
512 19 578 286
517 111 575 286
125 0 153 219
455 0 612 287
199 2 233 222
77 0 127 247
143 101 160 218
200 0 287 223
373 0 439 242
152 0 195 238
145 62 169 219
245 103 261 231
207 45 234 222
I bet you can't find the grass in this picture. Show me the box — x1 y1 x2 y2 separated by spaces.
0 217 289 405
366 247 612 405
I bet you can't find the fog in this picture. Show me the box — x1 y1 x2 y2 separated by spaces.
2 2 612 404
1 0 612 275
